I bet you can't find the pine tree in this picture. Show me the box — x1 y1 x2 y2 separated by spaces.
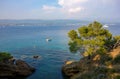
68 21 118 58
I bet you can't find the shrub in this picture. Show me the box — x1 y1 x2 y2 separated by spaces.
115 76 120 79
0 52 12 61
113 54 120 64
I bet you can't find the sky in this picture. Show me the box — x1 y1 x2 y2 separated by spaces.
0 0 119 22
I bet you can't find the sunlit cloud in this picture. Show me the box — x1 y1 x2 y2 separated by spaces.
58 0 87 14
42 5 57 11
68 7 83 13
42 0 88 15
58 0 88 7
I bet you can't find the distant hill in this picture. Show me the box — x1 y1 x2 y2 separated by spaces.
0 20 90 27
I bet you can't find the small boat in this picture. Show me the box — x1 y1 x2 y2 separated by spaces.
103 24 109 28
46 38 52 42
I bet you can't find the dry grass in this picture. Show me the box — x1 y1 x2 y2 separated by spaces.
110 47 120 59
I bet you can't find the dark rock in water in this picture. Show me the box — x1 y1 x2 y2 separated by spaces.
0 59 35 78
15 60 35 76
33 56 39 59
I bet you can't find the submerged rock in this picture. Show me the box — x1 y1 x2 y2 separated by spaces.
33 55 39 59
0 59 35 78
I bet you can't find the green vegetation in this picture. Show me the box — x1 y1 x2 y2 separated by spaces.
64 21 120 79
68 21 120 57
114 36 120 42
115 76 120 79
113 54 120 64
0 52 12 61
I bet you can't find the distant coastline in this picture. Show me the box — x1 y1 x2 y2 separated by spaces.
0 20 119 27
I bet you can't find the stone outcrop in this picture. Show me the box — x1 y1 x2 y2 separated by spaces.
62 58 93 78
62 45 120 79
0 59 35 78
62 61 79 77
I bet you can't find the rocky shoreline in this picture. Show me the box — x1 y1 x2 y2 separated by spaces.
62 41 120 79
0 59 35 78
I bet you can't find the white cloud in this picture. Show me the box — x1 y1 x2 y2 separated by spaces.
42 5 57 11
58 0 88 14
40 0 88 18
58 0 88 7
101 0 113 4
68 7 83 13
36 0 89 19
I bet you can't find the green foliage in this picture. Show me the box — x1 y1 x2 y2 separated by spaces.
113 54 120 64
68 41 78 53
0 52 12 61
68 30 78 40
114 36 120 41
68 21 116 57
115 76 120 79
98 67 108 73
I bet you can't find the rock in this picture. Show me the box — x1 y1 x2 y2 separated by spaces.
33 55 39 59
62 61 79 77
97 74 105 79
62 40 120 79
8 58 16 64
15 60 35 76
0 59 35 78
65 60 75 65
93 55 100 61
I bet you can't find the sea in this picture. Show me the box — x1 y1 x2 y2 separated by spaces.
0 20 120 79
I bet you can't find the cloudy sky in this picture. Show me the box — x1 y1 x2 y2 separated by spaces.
0 0 119 22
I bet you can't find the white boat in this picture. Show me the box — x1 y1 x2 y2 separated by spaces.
103 24 109 28
46 38 52 42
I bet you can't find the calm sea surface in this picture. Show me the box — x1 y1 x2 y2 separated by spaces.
0 22 120 79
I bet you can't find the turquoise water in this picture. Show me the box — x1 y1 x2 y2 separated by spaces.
0 22 120 79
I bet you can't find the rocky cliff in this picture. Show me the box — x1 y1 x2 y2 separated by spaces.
62 40 120 79
0 59 35 78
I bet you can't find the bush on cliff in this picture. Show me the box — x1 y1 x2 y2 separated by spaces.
0 52 12 61
113 54 120 64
